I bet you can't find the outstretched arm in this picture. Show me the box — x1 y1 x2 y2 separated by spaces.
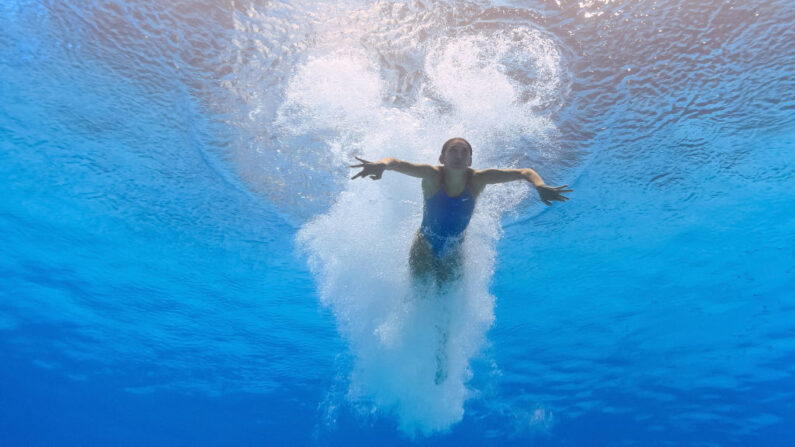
472 168 572 205
350 157 436 180
474 168 545 187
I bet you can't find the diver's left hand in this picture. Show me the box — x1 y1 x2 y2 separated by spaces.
535 184 573 206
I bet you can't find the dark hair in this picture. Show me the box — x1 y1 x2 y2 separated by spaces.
441 138 473 157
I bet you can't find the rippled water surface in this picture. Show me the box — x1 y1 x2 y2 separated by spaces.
1 0 794 445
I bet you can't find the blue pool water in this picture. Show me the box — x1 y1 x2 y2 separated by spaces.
1 0 793 445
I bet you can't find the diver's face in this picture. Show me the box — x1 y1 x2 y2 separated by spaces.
440 144 472 169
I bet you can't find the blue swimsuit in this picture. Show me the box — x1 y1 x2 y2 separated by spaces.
419 171 476 257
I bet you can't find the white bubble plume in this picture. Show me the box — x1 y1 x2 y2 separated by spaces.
284 24 565 434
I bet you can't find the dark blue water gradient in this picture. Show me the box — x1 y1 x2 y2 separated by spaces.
2 0 794 445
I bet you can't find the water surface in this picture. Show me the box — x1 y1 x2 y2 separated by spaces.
1 0 793 445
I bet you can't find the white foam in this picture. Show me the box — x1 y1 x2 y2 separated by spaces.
275 18 565 435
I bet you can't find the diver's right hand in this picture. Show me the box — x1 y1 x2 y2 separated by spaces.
350 157 387 180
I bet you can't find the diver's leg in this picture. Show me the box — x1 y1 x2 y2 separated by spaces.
410 233 455 384
435 242 464 287
434 323 449 384
409 232 435 288
432 244 463 384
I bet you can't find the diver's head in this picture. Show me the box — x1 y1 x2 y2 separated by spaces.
440 138 472 169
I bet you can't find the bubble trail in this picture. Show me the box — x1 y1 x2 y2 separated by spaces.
276 5 569 433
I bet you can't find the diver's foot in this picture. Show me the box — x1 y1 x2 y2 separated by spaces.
434 353 448 384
